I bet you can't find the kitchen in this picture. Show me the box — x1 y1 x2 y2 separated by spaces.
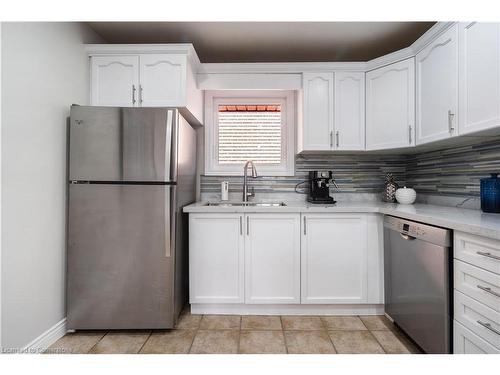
1 3 500 373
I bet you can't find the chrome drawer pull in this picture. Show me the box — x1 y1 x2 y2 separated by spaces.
477 251 500 261
477 285 500 298
477 320 500 336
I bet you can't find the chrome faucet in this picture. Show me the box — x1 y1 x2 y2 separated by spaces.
242 161 258 202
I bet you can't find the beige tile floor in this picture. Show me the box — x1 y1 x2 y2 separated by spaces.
46 311 423 354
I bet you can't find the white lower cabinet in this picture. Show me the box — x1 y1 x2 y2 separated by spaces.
189 212 383 309
301 214 378 304
245 214 300 304
453 231 500 354
189 213 244 303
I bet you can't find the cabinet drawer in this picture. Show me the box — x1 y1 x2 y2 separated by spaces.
455 290 500 349
454 320 500 354
454 260 500 312
455 231 500 275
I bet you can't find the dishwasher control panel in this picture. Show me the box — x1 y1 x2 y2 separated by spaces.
383 215 451 246
401 223 426 237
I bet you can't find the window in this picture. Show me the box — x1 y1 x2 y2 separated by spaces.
205 91 295 176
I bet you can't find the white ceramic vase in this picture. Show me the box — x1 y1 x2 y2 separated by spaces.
395 187 417 204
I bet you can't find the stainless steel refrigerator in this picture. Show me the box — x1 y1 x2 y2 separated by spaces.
67 105 196 330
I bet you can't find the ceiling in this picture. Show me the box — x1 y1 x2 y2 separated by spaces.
87 22 436 63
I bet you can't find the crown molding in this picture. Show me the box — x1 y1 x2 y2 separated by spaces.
198 61 368 74
85 43 201 68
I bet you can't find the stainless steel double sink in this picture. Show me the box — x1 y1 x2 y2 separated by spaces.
205 201 287 207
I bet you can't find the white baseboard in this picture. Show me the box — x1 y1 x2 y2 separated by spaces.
191 304 384 315
21 318 67 354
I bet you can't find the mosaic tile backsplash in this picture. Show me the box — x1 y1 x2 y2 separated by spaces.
405 139 500 196
200 138 500 199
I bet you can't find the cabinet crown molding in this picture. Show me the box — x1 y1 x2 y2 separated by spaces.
85 43 201 68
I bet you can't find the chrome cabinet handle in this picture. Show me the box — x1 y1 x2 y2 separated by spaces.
477 251 500 261
132 85 136 105
477 285 500 298
303 216 307 235
330 131 333 148
448 110 455 133
335 131 339 147
139 84 143 104
239 216 243 235
246 216 249 236
477 320 500 336
408 125 412 144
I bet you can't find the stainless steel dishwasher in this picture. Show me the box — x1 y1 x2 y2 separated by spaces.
383 215 452 354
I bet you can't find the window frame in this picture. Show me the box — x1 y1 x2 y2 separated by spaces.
204 90 295 176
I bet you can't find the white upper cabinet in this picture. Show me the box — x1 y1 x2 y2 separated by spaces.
139 54 187 107
416 24 459 144
366 58 415 150
300 72 334 151
334 72 366 150
244 214 301 304
299 71 365 152
91 56 140 107
459 22 500 135
89 47 202 125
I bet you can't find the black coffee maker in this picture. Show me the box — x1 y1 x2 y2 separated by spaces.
307 171 337 204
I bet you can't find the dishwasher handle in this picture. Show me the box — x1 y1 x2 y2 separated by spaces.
400 233 416 241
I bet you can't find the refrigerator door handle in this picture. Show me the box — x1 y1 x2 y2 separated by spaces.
164 110 173 181
164 187 173 258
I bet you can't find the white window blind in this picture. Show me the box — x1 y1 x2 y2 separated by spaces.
217 106 282 164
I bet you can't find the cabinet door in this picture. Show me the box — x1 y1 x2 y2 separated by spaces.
90 56 139 107
245 214 301 304
416 24 459 144
189 214 244 304
302 72 334 150
301 214 368 303
459 22 500 135
334 72 365 150
366 58 415 150
139 54 187 107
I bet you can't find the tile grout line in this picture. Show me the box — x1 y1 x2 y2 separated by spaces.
237 315 242 354
87 331 108 354
136 331 153 354
280 316 288 354
359 315 387 354
320 316 338 354
187 312 202 354
360 316 387 354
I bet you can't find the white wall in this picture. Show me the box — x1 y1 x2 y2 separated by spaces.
1 22 103 349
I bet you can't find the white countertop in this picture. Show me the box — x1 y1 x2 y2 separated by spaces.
183 201 500 241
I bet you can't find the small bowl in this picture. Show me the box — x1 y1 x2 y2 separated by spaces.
395 187 416 205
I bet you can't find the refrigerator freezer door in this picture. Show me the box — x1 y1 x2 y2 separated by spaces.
69 106 177 182
67 183 176 329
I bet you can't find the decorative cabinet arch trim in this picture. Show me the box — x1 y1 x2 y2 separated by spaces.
369 66 410 81
97 60 136 68
417 37 453 63
144 59 183 68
